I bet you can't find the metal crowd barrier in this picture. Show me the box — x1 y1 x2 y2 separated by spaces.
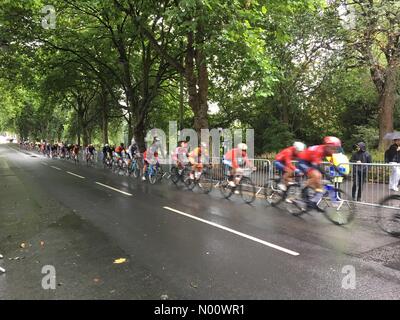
335 162 400 207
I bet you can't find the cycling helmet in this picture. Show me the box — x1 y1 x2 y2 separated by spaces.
293 141 306 152
323 136 341 147
237 143 248 151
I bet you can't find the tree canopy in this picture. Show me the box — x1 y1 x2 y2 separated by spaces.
1 0 399 155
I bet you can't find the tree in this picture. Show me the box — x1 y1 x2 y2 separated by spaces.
336 0 400 150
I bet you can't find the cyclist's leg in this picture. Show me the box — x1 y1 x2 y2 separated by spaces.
195 163 203 179
223 160 236 186
303 166 324 208
142 159 148 180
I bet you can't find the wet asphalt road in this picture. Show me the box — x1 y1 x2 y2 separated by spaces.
1 144 400 299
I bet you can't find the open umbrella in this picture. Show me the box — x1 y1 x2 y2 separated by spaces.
384 132 400 140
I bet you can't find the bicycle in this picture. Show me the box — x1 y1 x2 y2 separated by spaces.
170 163 192 186
220 167 256 204
126 155 142 178
377 195 400 237
72 152 79 165
264 171 304 207
112 157 126 175
144 162 164 184
86 153 95 167
283 167 355 225
185 164 214 194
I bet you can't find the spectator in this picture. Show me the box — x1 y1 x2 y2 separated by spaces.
350 142 372 201
326 146 349 200
385 139 400 191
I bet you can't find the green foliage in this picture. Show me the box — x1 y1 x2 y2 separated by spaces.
0 0 397 156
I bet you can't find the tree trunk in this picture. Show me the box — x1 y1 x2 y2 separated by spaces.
101 87 109 145
196 36 209 133
128 115 133 146
102 110 109 145
134 120 146 152
185 30 209 134
377 61 398 151
82 127 89 147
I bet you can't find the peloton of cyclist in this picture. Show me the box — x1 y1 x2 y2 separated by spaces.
275 141 306 191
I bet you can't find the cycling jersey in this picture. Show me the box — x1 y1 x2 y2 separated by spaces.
87 146 95 154
115 146 124 154
223 148 250 169
128 144 138 159
275 146 297 171
189 147 208 164
144 150 159 164
297 145 326 166
173 146 188 163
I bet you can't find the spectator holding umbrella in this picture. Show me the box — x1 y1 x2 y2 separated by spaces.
384 132 400 192
350 142 372 201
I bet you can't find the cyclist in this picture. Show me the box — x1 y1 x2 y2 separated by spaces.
85 144 96 163
102 144 112 161
297 136 342 209
113 143 126 169
223 143 253 187
114 143 125 159
275 141 306 191
127 139 139 160
173 140 189 173
188 142 209 180
142 137 161 181
72 144 80 161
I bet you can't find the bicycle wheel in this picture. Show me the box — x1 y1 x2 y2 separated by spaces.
170 167 180 185
198 170 213 194
112 162 119 174
132 163 140 178
378 195 400 237
148 167 157 184
264 179 286 206
320 189 356 225
284 184 307 216
239 177 256 204
156 167 164 182
182 169 193 187
220 179 234 199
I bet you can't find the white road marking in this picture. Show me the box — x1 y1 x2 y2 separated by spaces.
50 166 62 171
41 162 48 166
163 206 300 256
67 171 85 179
95 182 133 196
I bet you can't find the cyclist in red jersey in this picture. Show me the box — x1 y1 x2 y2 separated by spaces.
297 136 342 207
275 141 306 191
223 143 254 187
